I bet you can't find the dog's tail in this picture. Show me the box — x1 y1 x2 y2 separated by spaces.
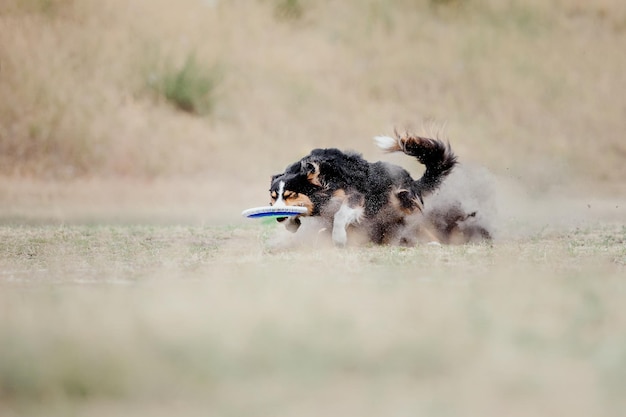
374 130 457 195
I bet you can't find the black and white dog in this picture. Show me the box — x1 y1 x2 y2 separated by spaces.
268 131 468 246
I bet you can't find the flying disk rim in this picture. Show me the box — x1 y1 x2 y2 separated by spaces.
242 205 308 218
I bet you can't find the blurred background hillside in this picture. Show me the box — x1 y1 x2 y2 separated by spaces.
1 0 625 220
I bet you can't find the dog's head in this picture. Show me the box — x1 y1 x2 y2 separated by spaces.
269 158 324 216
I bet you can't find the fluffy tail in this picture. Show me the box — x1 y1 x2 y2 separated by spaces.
374 131 457 195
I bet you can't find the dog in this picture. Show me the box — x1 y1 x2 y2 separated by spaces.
268 131 464 246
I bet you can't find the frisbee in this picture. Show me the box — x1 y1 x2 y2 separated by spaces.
242 205 308 219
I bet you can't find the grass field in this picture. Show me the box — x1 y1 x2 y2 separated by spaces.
1 0 626 416
0 217 624 417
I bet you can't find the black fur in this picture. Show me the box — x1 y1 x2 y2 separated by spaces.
269 134 462 246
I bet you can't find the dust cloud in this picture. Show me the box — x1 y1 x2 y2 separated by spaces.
264 163 625 250
421 163 623 243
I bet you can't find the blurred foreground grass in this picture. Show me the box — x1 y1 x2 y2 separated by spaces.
1 222 625 417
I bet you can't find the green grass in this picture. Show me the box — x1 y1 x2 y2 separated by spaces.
149 53 220 115
274 0 304 20
0 222 625 416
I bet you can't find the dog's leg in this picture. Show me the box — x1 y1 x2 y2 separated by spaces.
332 203 362 247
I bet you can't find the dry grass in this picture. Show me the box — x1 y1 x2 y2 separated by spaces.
1 0 625 182
1 1 626 416
0 219 624 417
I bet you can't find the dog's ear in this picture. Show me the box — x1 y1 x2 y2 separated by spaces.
270 173 281 184
301 161 321 187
